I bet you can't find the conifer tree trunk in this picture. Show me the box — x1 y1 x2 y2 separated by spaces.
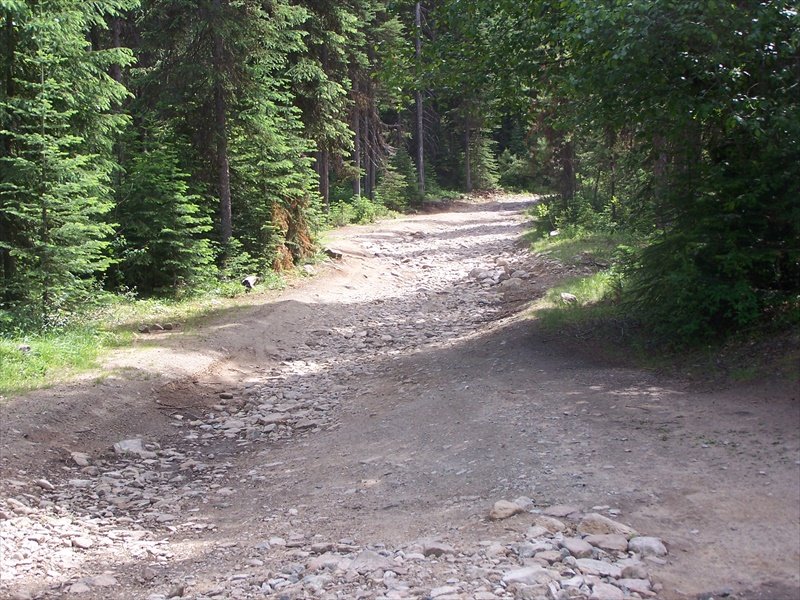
364 112 373 199
352 105 361 198
110 17 122 82
320 149 330 210
558 139 575 206
464 118 472 193
414 2 425 196
212 0 232 245
0 13 15 291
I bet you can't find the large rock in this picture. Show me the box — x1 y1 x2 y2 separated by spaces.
489 500 524 520
422 540 456 557
628 536 667 557
616 578 654 596
584 534 629 552
113 438 156 458
307 552 348 573
575 558 622 578
501 566 556 586
532 515 566 533
590 582 625 600
561 537 593 558
578 513 638 538
349 550 392 573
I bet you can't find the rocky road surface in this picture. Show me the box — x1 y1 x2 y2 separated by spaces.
1 196 798 600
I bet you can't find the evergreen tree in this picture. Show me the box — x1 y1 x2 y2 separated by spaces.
0 0 134 326
114 126 215 294
135 0 318 273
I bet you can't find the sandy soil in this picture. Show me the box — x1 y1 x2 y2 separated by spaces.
1 195 798 600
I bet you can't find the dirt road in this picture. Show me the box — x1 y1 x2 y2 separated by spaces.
1 196 798 600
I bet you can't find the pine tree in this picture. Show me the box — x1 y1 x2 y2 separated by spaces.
135 0 318 273
0 0 134 327
114 126 215 295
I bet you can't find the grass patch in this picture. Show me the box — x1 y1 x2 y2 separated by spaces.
0 273 291 398
530 272 627 336
524 224 634 267
0 327 127 396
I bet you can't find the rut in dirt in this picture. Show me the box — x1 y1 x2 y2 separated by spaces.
1 196 798 600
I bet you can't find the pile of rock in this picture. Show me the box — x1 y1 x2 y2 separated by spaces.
136 501 666 600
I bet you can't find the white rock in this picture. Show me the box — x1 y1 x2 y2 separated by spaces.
68 582 91 594
560 292 578 304
628 536 667 557
575 558 622 578
68 479 92 488
502 566 555 586
430 585 459 597
72 537 94 549
512 496 534 511
113 438 145 454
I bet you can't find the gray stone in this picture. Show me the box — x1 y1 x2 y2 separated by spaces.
113 438 145 455
68 479 93 488
526 526 550 539
561 537 593 558
499 277 524 290
502 566 555 586
90 574 118 587
68 582 91 594
584 534 628 552
302 574 332 591
616 578 653 595
72 537 94 549
430 585 459 598
70 452 90 467
512 496 535 511
628 536 667 557
349 550 392 573
620 564 648 579
589 582 624 600
307 552 347 573
534 550 562 564
575 558 622 578
422 540 456 557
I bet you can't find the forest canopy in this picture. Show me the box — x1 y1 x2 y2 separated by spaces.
0 0 797 344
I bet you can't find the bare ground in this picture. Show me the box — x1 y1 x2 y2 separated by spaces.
1 195 798 600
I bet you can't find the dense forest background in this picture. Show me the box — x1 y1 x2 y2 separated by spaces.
0 0 797 344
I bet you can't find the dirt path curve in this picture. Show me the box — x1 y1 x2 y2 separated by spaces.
1 196 798 600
